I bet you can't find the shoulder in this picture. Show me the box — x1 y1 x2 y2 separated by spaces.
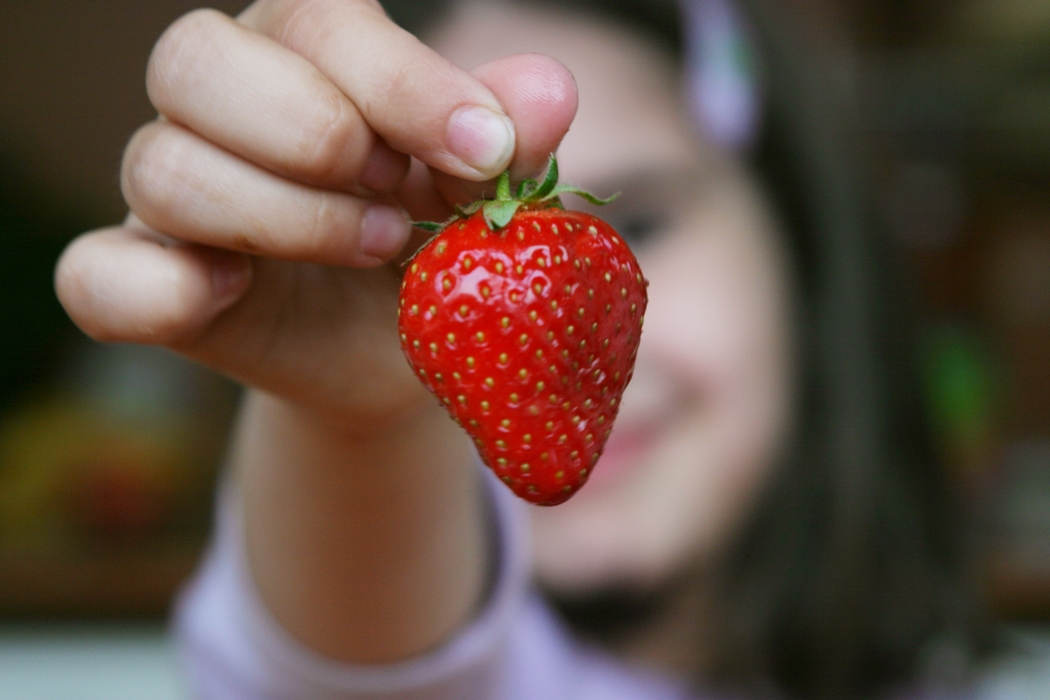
501 595 698 700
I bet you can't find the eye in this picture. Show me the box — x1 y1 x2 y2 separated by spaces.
611 211 667 250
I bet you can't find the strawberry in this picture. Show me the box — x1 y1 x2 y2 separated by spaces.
398 157 647 505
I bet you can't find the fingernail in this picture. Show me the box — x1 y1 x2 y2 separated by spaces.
446 106 516 178
360 204 411 263
211 252 252 302
360 140 408 194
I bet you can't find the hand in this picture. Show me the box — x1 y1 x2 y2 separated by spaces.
55 0 579 662
56 0 578 429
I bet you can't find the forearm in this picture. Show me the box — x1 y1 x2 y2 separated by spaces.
232 389 486 664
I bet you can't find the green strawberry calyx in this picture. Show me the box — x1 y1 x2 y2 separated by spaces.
411 154 618 234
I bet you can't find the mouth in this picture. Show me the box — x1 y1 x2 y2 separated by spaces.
586 419 665 491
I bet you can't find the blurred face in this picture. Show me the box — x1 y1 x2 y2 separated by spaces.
432 3 794 593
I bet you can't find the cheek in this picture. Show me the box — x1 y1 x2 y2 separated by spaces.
643 227 787 397
634 226 793 541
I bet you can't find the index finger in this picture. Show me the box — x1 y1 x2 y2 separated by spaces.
240 0 517 181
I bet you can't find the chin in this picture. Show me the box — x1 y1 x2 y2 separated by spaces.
528 426 750 596
528 467 677 595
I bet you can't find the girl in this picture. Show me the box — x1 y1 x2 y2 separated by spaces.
56 0 992 697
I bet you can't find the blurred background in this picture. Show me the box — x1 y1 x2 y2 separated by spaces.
0 0 1047 697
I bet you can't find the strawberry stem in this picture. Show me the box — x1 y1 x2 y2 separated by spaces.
409 154 617 235
495 170 513 201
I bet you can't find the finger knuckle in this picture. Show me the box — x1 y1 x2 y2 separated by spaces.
273 0 366 50
306 192 356 256
148 9 227 107
296 90 366 180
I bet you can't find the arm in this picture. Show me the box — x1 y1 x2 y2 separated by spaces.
55 0 577 664
235 390 484 663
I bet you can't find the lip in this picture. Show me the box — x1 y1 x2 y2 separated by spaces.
586 420 665 491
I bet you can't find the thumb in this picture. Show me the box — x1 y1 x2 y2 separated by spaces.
431 52 578 205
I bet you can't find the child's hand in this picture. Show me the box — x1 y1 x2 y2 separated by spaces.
56 0 577 428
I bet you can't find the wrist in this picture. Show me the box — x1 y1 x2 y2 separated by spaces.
229 390 488 663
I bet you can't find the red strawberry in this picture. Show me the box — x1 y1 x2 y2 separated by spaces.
398 157 647 505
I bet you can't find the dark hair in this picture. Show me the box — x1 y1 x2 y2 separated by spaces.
710 2 989 697
383 1 988 697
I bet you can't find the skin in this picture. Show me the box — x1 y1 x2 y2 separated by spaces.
55 0 791 673
57 0 576 663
